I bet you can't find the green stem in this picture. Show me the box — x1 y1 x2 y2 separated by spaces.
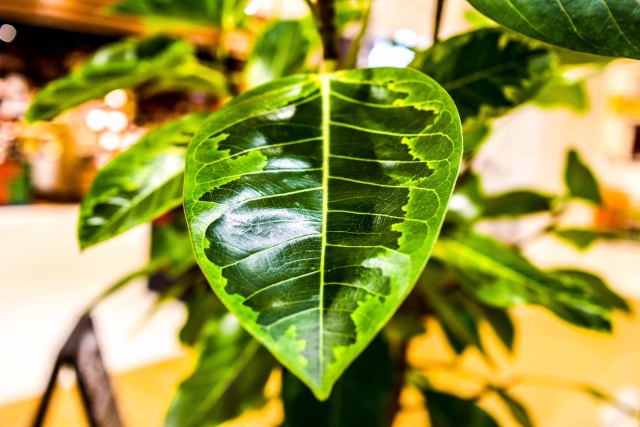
343 0 374 69
316 0 339 65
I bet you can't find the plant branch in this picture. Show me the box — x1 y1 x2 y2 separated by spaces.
433 0 446 44
343 0 374 69
316 0 339 66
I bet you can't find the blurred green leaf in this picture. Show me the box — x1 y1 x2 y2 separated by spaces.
420 279 483 354
433 232 613 332
79 112 209 249
109 0 250 30
482 191 554 218
151 210 197 276
552 269 630 314
565 149 603 205
282 334 393 426
554 229 599 250
534 76 589 113
246 20 315 87
27 37 225 122
166 313 276 427
494 389 534 427
477 304 514 351
423 390 499 427
411 28 556 124
180 286 226 346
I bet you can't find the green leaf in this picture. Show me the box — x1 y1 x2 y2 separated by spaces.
184 67 463 399
79 112 210 249
180 286 225 346
421 283 483 354
465 0 640 60
477 304 514 351
165 313 276 427
552 269 630 313
282 334 393 427
246 20 315 88
554 228 599 250
411 28 556 123
433 232 613 332
423 390 499 427
109 0 250 30
534 76 589 113
565 149 603 205
151 210 197 276
26 37 223 122
494 389 534 427
482 190 554 218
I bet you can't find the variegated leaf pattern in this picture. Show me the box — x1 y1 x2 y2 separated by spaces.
184 68 462 399
79 112 209 248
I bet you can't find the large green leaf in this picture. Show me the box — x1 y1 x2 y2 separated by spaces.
165 313 276 427
26 37 225 123
565 149 603 205
411 28 556 123
423 390 499 427
433 232 613 331
184 67 463 399
109 0 250 29
282 334 393 427
246 20 315 88
79 112 210 249
465 0 640 60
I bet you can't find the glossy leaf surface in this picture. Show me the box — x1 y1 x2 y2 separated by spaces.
110 0 250 29
565 150 602 205
434 233 613 331
166 313 275 427
411 28 556 123
423 390 499 427
26 37 224 122
282 335 393 427
79 112 209 249
184 68 463 398
466 0 640 60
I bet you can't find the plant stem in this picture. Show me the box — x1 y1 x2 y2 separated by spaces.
316 0 339 68
433 0 446 44
343 0 374 69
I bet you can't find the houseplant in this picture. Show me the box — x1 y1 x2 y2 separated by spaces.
26 0 640 425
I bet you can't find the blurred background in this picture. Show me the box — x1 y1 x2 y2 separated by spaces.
1 0 640 426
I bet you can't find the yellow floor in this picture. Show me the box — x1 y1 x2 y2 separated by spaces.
3 301 640 427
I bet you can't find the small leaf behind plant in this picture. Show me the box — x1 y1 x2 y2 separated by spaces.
165 313 276 427
26 37 224 122
565 150 603 205
79 112 209 249
494 389 534 427
433 232 613 332
423 390 499 427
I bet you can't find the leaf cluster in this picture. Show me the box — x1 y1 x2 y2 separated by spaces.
25 1 640 426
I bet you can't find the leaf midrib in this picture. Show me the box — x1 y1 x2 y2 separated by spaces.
318 73 331 381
